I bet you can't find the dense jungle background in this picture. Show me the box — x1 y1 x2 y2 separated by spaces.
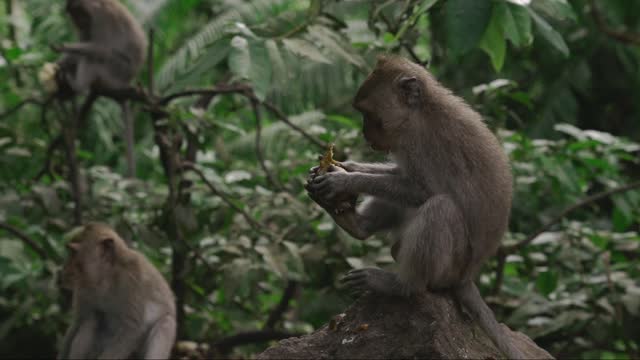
1 0 639 358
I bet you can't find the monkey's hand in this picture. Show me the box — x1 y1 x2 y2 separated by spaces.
306 166 357 214
341 267 404 297
307 167 353 201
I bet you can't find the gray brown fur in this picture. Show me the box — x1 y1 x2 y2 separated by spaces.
306 55 524 358
55 0 147 178
59 223 176 359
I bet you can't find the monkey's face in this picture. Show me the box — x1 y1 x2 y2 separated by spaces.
360 111 392 152
61 241 83 289
61 231 116 289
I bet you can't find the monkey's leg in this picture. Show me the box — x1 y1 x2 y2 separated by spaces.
61 314 99 359
66 59 93 94
120 101 136 178
343 195 468 296
95 321 147 359
141 314 176 359
396 194 468 290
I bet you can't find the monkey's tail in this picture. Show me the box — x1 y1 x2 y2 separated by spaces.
455 281 525 359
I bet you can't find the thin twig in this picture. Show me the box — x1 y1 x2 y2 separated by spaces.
246 94 326 149
147 28 155 96
160 84 251 106
0 98 43 119
590 0 640 46
502 180 640 254
0 222 49 260
249 98 282 190
264 280 298 329
491 248 506 295
182 163 276 238
34 135 64 181
57 102 83 226
161 85 326 149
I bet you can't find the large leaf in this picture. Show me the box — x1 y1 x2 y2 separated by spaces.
228 37 273 100
527 8 569 57
444 0 493 56
479 8 506 72
531 0 576 21
229 36 251 80
282 38 331 64
496 1 532 47
307 25 365 68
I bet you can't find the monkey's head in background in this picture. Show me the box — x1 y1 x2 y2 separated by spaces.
61 223 129 291
65 0 92 30
353 55 431 152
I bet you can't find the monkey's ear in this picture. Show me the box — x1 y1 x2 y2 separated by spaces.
66 242 80 253
99 238 116 262
398 76 421 107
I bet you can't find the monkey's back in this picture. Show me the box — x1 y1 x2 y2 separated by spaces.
129 250 176 314
85 0 147 77
412 90 513 280
443 105 512 278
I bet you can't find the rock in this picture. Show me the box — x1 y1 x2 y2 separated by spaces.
258 292 553 359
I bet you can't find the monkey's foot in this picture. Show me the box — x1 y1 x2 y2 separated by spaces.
341 267 404 297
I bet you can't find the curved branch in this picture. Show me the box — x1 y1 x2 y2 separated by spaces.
0 98 45 120
502 180 640 254
182 163 277 238
264 280 298 329
0 222 50 260
590 0 640 46
250 99 282 190
245 94 327 150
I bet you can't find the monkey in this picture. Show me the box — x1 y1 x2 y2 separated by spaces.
53 0 148 178
58 223 176 359
305 55 526 359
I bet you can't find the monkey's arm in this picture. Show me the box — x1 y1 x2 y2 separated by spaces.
341 161 398 174
53 42 113 61
307 187 401 240
309 172 427 207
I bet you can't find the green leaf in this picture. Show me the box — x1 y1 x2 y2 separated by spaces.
246 41 272 101
479 8 506 72
229 36 251 81
444 0 493 56
307 25 365 67
282 38 331 64
496 2 532 47
265 39 287 86
536 271 558 295
531 0 576 21
527 8 569 57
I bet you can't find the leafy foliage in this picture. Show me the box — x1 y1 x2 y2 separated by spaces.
1 0 640 358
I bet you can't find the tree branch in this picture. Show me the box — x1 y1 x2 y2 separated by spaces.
264 280 298 329
0 222 50 260
502 180 640 254
590 0 640 46
212 330 303 355
249 98 282 190
182 163 276 238
0 98 44 120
